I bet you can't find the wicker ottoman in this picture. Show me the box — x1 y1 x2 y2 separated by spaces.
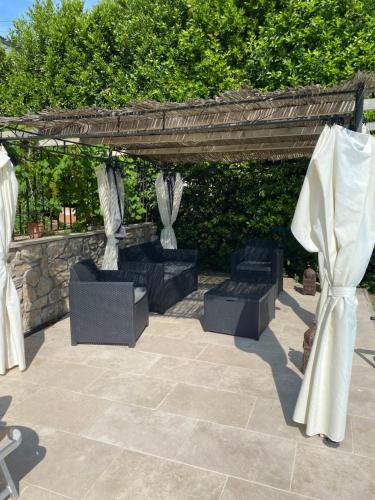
203 280 276 340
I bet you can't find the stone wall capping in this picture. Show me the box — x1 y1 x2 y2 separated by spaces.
10 222 156 250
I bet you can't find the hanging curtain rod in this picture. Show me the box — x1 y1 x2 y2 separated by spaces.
0 126 126 162
1 138 117 163
0 125 124 157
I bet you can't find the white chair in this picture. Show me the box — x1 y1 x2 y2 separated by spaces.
0 429 22 499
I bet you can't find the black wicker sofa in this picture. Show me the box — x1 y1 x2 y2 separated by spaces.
118 240 198 314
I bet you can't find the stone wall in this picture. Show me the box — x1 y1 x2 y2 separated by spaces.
9 222 157 333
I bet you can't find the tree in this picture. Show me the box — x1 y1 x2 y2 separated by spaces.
0 0 374 284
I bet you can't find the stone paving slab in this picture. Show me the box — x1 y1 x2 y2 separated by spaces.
0 277 374 499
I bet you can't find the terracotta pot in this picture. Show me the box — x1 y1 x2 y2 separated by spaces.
28 222 44 239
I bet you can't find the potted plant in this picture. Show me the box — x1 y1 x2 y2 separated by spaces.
27 213 44 239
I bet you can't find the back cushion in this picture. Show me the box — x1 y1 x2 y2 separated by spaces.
143 242 164 262
120 245 146 262
120 242 164 263
70 259 99 281
245 247 272 261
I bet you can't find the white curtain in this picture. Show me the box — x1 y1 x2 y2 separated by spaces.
0 146 25 375
155 172 183 249
96 164 125 270
291 124 375 442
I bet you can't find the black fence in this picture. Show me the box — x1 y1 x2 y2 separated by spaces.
13 159 156 239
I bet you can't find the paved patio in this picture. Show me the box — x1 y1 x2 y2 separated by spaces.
1 277 375 500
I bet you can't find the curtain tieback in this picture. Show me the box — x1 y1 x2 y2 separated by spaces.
328 286 356 298
107 235 118 245
0 256 9 267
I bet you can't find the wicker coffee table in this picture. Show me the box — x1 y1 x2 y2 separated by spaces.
203 280 276 340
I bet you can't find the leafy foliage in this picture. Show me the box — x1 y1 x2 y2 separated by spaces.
0 0 374 285
165 161 316 278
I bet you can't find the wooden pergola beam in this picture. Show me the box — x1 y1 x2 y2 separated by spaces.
83 124 324 148
128 141 317 157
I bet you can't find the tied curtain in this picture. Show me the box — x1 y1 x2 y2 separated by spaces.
291 124 375 442
96 163 125 270
0 146 25 375
155 172 183 249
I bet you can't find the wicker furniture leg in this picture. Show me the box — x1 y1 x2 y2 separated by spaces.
0 428 22 499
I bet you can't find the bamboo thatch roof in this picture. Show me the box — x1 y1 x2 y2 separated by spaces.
1 72 374 163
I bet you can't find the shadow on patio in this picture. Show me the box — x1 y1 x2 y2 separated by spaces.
0 396 46 494
1 277 374 499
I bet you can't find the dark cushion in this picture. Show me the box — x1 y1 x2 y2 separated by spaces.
244 247 273 261
236 260 272 273
245 239 281 249
243 239 281 261
152 239 165 254
164 261 195 280
70 259 99 282
134 287 147 303
120 242 164 263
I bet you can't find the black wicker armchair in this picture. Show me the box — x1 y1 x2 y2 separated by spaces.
231 239 284 295
69 259 149 347
118 240 198 314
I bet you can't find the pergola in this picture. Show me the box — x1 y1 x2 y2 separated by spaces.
0 72 374 453
1 72 374 163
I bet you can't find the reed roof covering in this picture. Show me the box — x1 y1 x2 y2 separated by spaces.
1 72 374 163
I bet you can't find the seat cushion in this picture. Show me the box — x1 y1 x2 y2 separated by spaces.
70 259 99 282
236 260 272 273
164 261 195 280
134 287 147 303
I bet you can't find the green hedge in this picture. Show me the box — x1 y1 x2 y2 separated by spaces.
151 161 373 291
155 161 317 279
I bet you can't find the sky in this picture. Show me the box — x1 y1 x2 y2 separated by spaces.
0 0 98 37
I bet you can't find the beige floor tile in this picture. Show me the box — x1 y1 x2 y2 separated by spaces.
135 335 206 359
348 386 375 418
197 343 292 371
252 328 305 351
6 425 120 499
1 380 39 419
40 343 161 374
145 356 225 389
352 348 375 367
83 402 197 459
292 444 375 500
6 357 105 393
85 372 174 408
159 383 255 427
85 448 225 500
6 386 109 434
350 362 375 389
144 319 199 340
149 315 200 328
219 364 301 398
191 329 272 349
221 477 313 500
19 485 73 499
176 420 295 490
351 415 375 459
247 396 353 452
